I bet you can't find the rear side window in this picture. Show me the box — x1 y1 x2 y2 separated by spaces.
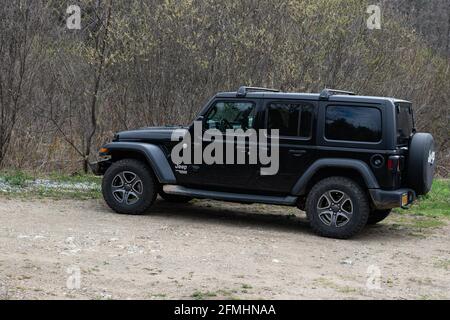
325 105 382 142
267 102 313 138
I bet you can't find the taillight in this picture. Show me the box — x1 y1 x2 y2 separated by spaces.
387 159 394 170
387 156 401 172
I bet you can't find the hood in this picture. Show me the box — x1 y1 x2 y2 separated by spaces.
115 126 188 142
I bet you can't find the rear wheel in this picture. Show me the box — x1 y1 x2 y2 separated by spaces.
306 177 369 239
102 159 157 215
367 209 391 225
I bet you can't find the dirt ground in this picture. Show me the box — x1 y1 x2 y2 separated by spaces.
0 197 449 300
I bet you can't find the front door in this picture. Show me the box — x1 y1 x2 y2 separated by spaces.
179 99 260 191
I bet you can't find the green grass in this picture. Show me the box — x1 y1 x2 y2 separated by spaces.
393 180 450 227
31 187 101 200
191 289 241 300
312 277 360 295
434 259 450 271
400 180 450 217
1 170 34 187
389 180 450 233
46 172 102 184
191 290 217 300
0 170 101 200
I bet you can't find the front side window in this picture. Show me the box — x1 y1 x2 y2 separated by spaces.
267 102 313 137
205 101 256 132
325 105 382 142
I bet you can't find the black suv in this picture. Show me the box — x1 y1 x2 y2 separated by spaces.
92 86 436 239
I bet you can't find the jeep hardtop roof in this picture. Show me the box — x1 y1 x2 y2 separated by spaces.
215 86 411 105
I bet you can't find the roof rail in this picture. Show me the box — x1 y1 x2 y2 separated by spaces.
319 88 356 100
236 86 280 97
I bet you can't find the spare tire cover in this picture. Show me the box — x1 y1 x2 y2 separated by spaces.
407 133 436 195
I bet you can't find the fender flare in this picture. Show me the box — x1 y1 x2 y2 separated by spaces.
291 158 379 195
104 142 176 184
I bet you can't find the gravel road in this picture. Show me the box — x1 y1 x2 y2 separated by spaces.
0 197 449 300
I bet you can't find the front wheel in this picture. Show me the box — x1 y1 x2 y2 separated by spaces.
306 177 370 239
102 159 157 215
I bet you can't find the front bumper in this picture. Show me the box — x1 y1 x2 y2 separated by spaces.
369 188 416 210
89 158 111 176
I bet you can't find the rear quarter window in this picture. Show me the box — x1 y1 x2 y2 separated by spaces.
325 105 382 142
396 103 414 145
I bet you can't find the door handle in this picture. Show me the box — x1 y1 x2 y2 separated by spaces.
289 149 307 156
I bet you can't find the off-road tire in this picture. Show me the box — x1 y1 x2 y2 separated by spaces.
407 133 436 196
102 159 157 215
159 190 193 203
306 177 370 239
367 209 391 225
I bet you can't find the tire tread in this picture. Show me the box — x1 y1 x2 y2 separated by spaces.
102 159 157 215
306 176 369 239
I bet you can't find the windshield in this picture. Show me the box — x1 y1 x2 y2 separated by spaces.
396 102 414 145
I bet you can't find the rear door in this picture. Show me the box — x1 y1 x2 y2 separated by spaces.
251 99 317 194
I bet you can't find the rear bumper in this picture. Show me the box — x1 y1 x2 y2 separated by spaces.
369 188 416 210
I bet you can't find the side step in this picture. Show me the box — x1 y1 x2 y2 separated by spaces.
163 185 298 206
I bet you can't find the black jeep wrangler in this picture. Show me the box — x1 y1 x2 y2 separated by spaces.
92 86 436 239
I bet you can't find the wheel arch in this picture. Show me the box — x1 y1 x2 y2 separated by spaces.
291 159 379 196
103 142 176 184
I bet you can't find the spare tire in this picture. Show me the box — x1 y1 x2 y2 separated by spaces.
407 133 436 195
